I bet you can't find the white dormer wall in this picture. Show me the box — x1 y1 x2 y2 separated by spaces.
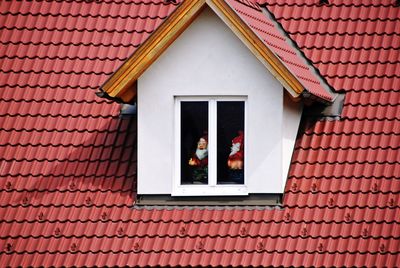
137 6 302 195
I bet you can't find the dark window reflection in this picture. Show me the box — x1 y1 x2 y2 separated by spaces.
181 102 208 184
217 101 245 184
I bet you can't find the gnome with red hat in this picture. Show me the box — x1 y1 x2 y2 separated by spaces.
188 133 208 184
227 130 244 183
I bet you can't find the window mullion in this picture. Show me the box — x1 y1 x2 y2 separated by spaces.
209 99 217 186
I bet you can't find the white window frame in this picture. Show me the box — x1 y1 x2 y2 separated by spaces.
173 96 248 196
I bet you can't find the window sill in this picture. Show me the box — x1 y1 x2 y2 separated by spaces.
172 185 248 196
136 194 283 206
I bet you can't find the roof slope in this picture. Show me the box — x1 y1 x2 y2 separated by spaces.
0 0 399 267
100 0 334 103
225 0 334 101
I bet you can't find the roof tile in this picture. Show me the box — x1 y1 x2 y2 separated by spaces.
226 0 334 101
0 0 399 266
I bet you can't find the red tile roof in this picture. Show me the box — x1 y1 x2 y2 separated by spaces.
0 0 399 267
226 0 335 102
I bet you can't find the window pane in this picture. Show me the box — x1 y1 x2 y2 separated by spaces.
217 101 245 184
181 102 208 184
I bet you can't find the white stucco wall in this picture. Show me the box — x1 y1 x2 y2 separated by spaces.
282 93 303 188
137 6 301 195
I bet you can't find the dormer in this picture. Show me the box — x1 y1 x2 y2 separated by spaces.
99 0 335 202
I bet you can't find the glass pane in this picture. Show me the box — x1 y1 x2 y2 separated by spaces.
217 101 245 184
181 101 208 184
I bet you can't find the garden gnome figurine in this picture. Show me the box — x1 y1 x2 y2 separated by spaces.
227 130 244 183
188 134 208 184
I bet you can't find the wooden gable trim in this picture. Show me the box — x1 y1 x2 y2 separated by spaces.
101 0 206 102
207 0 304 99
101 0 305 102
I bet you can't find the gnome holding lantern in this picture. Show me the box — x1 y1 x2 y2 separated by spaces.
227 130 244 183
188 134 208 184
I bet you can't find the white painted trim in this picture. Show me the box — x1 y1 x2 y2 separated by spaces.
173 97 181 195
209 99 217 186
172 96 248 196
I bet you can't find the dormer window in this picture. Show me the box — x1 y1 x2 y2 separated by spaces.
99 3 335 203
175 97 247 195
129 6 305 198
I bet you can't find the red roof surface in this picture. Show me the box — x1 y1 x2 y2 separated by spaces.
0 0 399 267
226 0 334 102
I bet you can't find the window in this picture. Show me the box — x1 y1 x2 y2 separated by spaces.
174 97 247 196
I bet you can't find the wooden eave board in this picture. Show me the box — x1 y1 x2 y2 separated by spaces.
100 0 316 102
